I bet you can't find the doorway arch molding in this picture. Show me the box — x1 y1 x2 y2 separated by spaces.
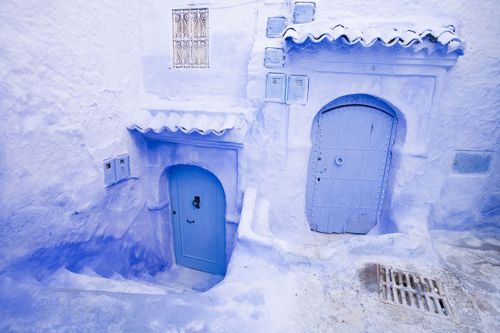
316 94 398 118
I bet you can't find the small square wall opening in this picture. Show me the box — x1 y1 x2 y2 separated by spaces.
293 2 316 24
266 16 287 38
264 47 285 68
452 150 493 174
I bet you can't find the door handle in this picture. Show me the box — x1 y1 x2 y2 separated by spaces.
335 155 344 166
186 219 195 224
192 196 200 209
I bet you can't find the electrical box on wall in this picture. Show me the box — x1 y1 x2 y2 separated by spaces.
286 75 309 104
116 154 130 181
103 154 131 187
265 73 287 102
265 73 309 104
103 158 117 186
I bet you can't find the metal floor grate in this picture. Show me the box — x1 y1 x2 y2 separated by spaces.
377 265 454 319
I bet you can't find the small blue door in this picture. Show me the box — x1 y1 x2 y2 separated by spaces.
169 165 226 275
308 104 396 234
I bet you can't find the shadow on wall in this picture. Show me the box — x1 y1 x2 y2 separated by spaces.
0 236 169 281
481 194 500 222
368 94 407 235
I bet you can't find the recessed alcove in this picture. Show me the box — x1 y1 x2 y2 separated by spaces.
127 101 249 285
255 18 464 238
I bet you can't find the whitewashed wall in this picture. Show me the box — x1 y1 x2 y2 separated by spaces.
244 0 500 239
0 0 145 267
0 0 498 267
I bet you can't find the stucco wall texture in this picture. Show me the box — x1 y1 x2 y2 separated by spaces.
0 0 498 266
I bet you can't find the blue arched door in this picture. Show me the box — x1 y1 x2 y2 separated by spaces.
169 165 226 275
307 100 397 234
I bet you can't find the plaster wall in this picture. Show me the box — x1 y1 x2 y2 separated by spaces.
0 0 145 267
138 0 258 101
248 45 454 239
0 0 259 268
0 0 498 268
244 0 500 239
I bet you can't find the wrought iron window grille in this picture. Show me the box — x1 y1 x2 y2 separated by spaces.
172 8 209 68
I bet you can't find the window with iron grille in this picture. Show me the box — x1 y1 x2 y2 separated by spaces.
172 8 209 68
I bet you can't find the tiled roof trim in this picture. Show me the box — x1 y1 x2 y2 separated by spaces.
128 111 243 137
283 23 464 55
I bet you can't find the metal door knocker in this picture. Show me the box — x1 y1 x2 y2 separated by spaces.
192 196 201 209
186 219 195 224
335 155 344 166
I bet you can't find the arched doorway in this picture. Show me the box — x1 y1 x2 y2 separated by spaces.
307 95 398 234
169 165 226 275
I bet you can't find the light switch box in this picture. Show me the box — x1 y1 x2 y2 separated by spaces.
115 154 130 181
266 16 287 38
264 47 285 68
293 2 316 24
103 158 117 186
286 75 309 104
265 73 286 102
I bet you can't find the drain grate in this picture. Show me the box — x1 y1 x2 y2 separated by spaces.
377 264 454 319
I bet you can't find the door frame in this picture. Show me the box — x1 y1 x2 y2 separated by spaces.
168 164 227 275
306 94 399 234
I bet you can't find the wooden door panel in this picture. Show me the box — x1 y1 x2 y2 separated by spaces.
170 166 226 275
178 174 218 262
309 104 396 234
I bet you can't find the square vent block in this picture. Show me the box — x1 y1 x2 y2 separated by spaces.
103 158 117 186
293 2 316 24
452 150 492 174
265 73 286 103
264 47 285 68
115 154 130 181
266 16 287 38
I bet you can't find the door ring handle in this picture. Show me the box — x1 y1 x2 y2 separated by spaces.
186 219 195 224
335 155 344 166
